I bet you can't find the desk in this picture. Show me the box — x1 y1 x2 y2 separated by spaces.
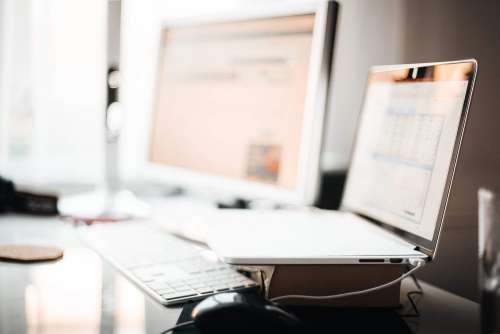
0 215 479 333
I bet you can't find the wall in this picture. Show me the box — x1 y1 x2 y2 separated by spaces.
0 0 107 186
0 1 3 155
398 0 500 301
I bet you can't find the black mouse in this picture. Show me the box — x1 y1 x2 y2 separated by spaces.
191 292 303 333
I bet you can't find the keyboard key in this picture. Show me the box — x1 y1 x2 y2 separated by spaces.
146 282 163 290
212 284 230 290
147 281 170 290
164 293 197 301
157 288 175 294
138 277 155 283
170 283 188 290
161 293 181 299
231 285 245 289
133 268 158 280
190 283 207 289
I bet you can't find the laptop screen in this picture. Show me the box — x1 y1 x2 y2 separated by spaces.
342 61 475 241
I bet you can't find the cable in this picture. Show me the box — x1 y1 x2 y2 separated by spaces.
401 273 424 318
270 259 425 303
259 269 266 294
160 320 195 334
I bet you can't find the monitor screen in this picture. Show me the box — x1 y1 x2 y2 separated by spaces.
149 14 315 191
342 62 475 241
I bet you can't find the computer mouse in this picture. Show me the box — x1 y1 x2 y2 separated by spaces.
191 292 303 334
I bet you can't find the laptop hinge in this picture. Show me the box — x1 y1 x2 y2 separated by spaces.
414 245 433 259
350 211 434 259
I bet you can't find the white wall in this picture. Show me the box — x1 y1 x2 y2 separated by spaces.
0 0 5 165
0 0 107 186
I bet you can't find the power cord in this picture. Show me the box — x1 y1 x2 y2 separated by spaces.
160 320 195 334
270 258 426 303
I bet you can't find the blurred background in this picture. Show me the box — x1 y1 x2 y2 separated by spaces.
0 0 499 301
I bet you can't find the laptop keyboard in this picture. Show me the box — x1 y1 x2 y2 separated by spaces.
80 223 258 305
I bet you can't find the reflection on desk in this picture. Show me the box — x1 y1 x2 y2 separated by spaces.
0 216 183 334
0 215 479 334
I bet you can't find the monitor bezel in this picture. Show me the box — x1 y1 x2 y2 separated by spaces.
340 59 478 259
141 1 338 205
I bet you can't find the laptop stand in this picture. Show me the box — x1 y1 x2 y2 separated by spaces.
245 264 404 307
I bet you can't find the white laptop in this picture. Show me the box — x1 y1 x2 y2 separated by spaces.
207 59 478 265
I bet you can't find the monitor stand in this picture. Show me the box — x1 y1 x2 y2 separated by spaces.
216 198 251 209
58 94 151 223
216 197 296 210
58 187 150 222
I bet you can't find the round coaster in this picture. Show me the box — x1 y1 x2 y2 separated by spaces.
0 244 63 263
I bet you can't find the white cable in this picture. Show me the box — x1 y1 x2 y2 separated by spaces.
270 259 425 303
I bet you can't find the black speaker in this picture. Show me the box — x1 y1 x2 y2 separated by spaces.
0 176 58 215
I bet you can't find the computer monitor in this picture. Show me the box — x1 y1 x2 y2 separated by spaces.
141 1 337 205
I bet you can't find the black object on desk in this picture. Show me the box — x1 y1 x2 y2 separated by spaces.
172 291 411 334
0 176 58 215
190 292 302 334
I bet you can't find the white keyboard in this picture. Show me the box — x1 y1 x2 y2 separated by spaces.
81 223 258 305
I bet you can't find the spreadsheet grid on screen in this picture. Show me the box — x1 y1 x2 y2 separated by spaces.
342 63 473 240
